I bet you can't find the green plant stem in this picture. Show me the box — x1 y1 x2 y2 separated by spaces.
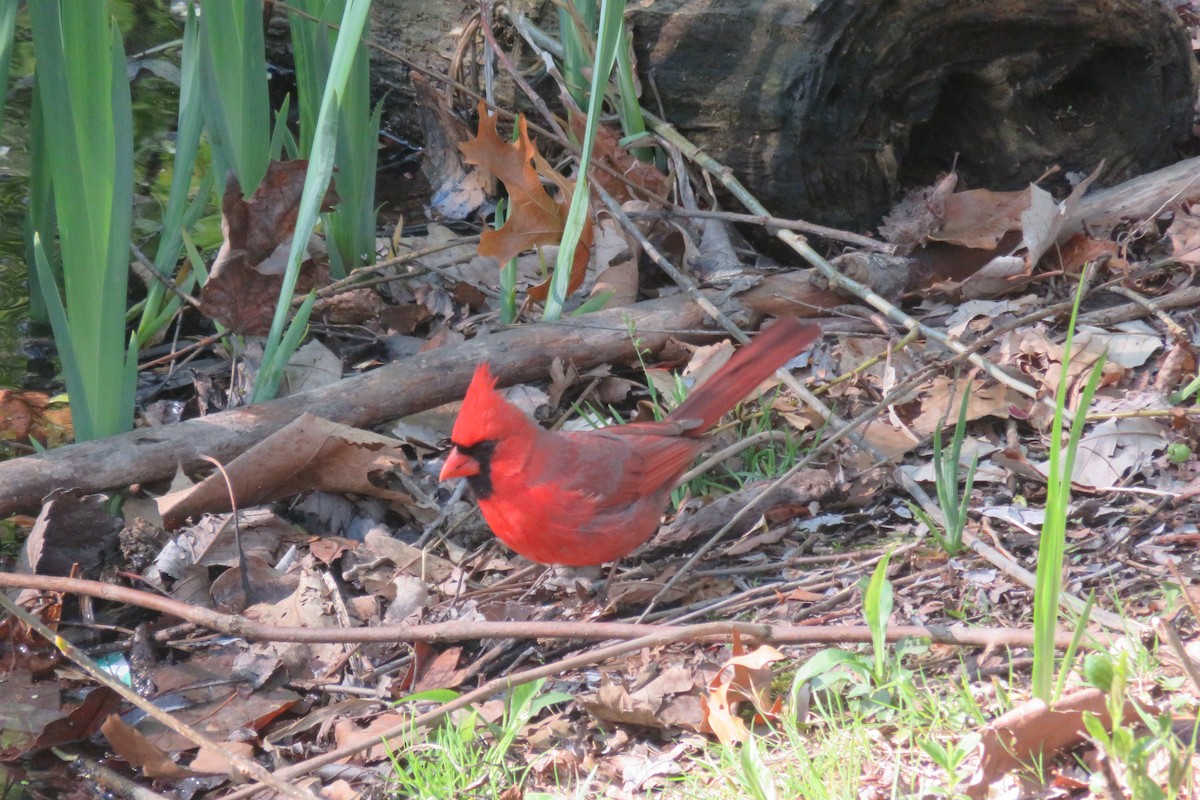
252 0 372 402
1032 277 1106 701
30 2 136 441
544 0 625 320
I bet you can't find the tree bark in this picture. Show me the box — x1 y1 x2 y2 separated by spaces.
629 0 1197 228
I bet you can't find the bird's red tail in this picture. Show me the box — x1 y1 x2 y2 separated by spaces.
667 318 821 435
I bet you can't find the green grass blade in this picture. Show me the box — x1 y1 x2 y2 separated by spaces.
199 0 270 193
269 93 296 160
558 1 596 108
287 0 336 157
253 0 372 402
862 549 894 682
153 1 203 271
1032 278 1102 701
24 79 55 324
613 23 652 161
544 0 626 320
0 0 17 136
30 3 135 440
138 2 205 345
290 0 380 276
1053 591 1097 702
33 234 88 436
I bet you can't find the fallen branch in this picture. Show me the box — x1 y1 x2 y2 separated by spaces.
0 572 1078 650
0 273 839 517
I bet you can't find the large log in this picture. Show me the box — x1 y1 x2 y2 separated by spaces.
356 0 1196 230
629 0 1197 228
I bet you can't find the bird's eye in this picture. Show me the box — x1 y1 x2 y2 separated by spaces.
457 439 497 460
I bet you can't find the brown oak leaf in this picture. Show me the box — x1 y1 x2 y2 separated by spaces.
459 103 593 302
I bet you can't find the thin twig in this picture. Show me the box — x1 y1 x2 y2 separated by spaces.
0 572 1075 648
130 242 203 310
312 235 481 300
627 207 897 253
1102 284 1190 340
74 757 173 800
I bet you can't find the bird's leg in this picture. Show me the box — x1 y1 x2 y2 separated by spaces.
594 557 623 610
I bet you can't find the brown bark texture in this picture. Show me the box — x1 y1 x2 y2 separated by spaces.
629 0 1197 228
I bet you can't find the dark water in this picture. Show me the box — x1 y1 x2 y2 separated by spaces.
0 0 191 391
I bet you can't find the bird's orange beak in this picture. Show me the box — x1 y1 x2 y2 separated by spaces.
440 447 480 481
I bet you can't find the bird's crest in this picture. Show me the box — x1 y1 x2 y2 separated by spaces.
450 363 532 446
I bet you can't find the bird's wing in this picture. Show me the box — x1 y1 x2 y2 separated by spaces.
544 428 702 503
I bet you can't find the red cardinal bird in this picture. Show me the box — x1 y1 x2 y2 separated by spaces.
439 318 821 565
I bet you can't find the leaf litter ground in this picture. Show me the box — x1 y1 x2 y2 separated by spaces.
3 53 1200 800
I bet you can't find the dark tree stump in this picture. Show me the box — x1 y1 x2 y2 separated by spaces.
629 0 1197 228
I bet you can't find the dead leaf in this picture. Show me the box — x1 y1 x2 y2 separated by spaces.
199 161 336 335
930 186 1031 250
188 740 255 775
16 489 123 580
25 686 120 754
414 74 490 220
577 666 707 732
909 377 1018 435
1034 416 1166 490
702 634 786 746
0 389 73 448
0 671 67 760
458 102 593 303
210 554 298 612
101 716 198 779
943 295 1040 337
347 529 454 587
1001 327 1117 404
245 566 346 679
1053 233 1126 275
145 509 303 588
134 657 299 754
157 413 413 528
411 646 465 693
570 113 668 203
590 217 639 306
1167 203 1200 266
333 712 409 764
1082 323 1162 369
280 339 344 396
911 167 1101 299
965 688 1139 798
320 779 362 800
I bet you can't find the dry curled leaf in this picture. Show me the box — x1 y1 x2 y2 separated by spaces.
199 161 336 335
701 633 786 746
459 102 593 303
